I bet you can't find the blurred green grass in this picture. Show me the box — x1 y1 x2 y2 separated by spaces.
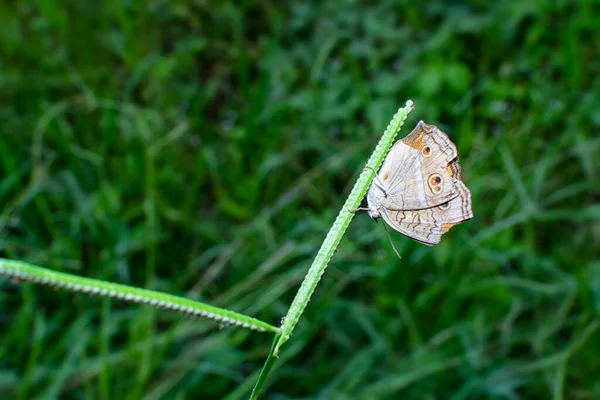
1 1 599 399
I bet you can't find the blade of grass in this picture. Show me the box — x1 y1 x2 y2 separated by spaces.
356 356 464 399
249 100 415 399
485 320 599 384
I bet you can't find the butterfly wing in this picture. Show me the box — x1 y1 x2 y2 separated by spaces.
378 179 473 246
373 121 461 211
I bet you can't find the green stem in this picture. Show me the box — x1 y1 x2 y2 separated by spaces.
274 100 414 356
249 332 281 400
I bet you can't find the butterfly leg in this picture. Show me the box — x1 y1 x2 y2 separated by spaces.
350 207 371 213
363 164 389 196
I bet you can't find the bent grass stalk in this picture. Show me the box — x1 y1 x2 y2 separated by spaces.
250 100 415 399
0 258 278 333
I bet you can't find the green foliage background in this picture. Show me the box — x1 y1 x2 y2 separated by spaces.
1 1 599 398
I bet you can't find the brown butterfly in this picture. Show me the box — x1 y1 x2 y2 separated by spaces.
367 121 473 246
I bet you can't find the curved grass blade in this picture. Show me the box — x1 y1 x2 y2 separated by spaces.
0 258 278 333
248 101 415 399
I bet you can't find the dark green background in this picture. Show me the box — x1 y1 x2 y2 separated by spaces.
1 1 599 399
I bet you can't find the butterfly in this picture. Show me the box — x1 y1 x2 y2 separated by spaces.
366 121 473 246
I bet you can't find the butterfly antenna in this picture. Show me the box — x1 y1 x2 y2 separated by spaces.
379 219 402 259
